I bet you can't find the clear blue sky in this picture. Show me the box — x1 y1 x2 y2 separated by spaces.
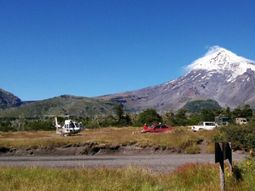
1 0 255 100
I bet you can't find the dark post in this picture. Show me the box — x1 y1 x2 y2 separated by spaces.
219 158 225 191
224 142 232 172
215 142 232 191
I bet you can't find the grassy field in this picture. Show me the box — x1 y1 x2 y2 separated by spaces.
0 127 253 190
0 127 217 153
0 159 254 191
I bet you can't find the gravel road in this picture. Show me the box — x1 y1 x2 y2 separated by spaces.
0 153 246 172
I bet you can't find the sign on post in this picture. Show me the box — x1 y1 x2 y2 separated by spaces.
215 142 232 191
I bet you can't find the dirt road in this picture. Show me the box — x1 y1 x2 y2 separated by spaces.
0 153 246 172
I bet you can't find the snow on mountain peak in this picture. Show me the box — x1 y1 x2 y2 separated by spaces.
186 46 255 81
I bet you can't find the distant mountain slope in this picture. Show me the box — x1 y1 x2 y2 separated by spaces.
2 46 255 116
0 95 116 118
100 46 255 112
0 88 22 109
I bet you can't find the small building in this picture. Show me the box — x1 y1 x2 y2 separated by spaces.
235 118 248 125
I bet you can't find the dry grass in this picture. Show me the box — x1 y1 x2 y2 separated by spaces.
0 161 251 191
0 127 215 153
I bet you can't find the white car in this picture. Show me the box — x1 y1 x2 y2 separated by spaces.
191 122 217 132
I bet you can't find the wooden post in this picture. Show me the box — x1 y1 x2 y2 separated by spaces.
219 160 225 191
215 142 232 191
225 142 233 173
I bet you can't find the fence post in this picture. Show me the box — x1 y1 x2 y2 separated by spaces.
215 142 232 191
219 160 225 191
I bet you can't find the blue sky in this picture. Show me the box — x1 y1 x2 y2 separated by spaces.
1 0 255 100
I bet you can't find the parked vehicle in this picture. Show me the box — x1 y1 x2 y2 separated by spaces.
141 123 172 133
215 116 230 126
235 118 248 125
191 121 216 132
55 117 83 136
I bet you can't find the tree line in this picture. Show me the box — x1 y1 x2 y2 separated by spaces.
0 104 253 131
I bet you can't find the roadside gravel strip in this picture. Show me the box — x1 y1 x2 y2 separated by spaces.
0 153 246 172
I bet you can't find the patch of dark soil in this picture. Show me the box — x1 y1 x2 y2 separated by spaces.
79 144 120 155
84 146 101 155
0 147 10 153
196 138 204 144
62 144 73 148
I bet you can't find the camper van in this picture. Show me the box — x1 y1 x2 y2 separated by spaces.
235 118 248 125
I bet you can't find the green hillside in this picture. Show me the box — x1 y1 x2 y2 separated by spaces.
0 95 117 118
183 99 221 113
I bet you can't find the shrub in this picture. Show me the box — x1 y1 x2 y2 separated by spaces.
214 124 255 150
185 144 200 154
136 109 162 125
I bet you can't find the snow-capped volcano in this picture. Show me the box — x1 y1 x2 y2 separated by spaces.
187 46 255 81
100 46 255 111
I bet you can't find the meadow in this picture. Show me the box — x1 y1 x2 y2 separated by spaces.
0 127 253 191
0 159 254 191
0 127 216 154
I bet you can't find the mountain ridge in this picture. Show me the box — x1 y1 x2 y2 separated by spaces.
1 46 255 116
0 94 117 118
0 88 22 109
100 46 255 112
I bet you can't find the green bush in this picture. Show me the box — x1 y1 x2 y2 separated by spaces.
185 144 200 154
214 124 255 150
0 118 54 131
136 109 162 125
24 120 53 131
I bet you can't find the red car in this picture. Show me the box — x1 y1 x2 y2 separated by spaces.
141 123 172 133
